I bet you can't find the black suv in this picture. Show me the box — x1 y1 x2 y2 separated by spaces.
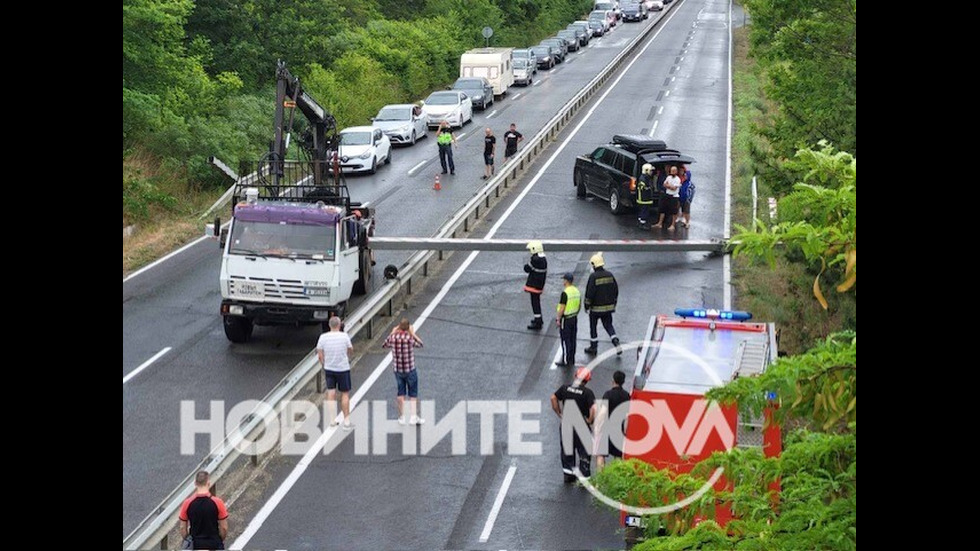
573 135 695 214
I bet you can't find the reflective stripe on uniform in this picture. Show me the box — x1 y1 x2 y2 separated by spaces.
524 285 544 294
590 304 615 313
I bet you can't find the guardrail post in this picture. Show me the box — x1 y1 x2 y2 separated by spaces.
317 370 323 393
160 535 168 550
423 261 428 276
386 299 393 317
367 317 374 339
407 277 413 295
439 250 444 261
475 205 480 220
464 216 469 232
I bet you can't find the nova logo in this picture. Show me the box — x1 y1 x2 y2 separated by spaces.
623 398 735 456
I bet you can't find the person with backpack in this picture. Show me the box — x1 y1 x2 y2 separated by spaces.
678 164 695 228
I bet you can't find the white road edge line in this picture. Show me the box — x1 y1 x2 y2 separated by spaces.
408 160 428 176
486 109 498 119
512 93 522 100
123 223 227 283
533 80 542 86
232 6 686 546
478 464 518 543
123 347 172 385
723 0 733 310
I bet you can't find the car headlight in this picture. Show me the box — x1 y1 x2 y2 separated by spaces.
358 150 373 159
544 56 550 61
400 124 412 132
474 95 483 100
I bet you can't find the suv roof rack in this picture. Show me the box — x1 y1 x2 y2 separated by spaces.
612 135 667 154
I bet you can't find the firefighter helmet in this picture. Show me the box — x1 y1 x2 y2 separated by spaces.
526 240 544 255
590 253 604 268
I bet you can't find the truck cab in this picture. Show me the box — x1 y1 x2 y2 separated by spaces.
622 308 781 529
218 167 374 343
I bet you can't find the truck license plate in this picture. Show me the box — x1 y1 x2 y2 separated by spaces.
235 281 264 298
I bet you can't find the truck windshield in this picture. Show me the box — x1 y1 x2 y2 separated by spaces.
229 220 336 260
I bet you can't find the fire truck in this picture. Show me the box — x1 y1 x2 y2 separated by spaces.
622 308 781 529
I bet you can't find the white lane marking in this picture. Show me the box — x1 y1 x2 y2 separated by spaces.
232 8 687 546
512 93 522 100
408 160 428 176
549 346 563 370
486 109 499 119
671 76 676 82
549 68 557 73
123 347 172 385
648 119 660 137
664 90 670 97
566 58 576 64
458 132 467 139
478 465 518 543
533 80 542 86
724 0 734 309
658 106 664 115
123 223 227 283
680 56 685 61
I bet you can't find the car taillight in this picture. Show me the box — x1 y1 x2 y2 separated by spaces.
629 177 637 192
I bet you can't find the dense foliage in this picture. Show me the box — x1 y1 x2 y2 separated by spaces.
122 0 593 204
743 0 856 191
592 333 857 550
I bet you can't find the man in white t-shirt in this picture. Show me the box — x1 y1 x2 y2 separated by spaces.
317 315 354 430
651 165 682 231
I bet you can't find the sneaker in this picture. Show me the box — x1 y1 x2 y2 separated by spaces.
554 360 570 367
410 415 425 425
398 416 407 425
329 419 340 427
481 175 487 180
450 171 455 175
342 420 352 431
441 170 448 174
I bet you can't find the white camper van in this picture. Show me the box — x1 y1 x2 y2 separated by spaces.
459 48 514 97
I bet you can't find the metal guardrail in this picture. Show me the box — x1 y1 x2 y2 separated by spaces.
124 5 680 549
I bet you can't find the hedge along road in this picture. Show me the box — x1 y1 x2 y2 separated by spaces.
122 12 671 537
228 0 734 547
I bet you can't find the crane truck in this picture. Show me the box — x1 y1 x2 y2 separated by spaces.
216 61 375 343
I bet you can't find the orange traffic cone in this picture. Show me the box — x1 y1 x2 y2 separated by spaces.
433 174 442 191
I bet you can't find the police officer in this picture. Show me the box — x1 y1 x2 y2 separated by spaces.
555 273 580 367
551 367 596 482
636 163 656 227
583 253 620 356
523 240 547 330
436 121 457 175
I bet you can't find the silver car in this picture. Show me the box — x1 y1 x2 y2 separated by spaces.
371 104 428 146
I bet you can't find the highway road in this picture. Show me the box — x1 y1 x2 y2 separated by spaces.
122 8 678 537
227 0 734 548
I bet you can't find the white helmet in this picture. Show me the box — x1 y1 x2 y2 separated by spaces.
590 252 604 268
642 163 654 175
526 240 544 255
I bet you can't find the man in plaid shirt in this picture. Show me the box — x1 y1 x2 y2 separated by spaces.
383 318 425 425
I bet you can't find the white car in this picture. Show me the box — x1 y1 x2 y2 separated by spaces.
645 0 664 11
338 126 392 174
422 91 473 130
371 104 428 146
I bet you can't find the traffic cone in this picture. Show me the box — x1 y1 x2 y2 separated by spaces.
433 174 442 190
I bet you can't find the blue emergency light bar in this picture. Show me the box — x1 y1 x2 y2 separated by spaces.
674 308 753 321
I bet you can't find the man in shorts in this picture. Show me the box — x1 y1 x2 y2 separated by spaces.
317 315 354 430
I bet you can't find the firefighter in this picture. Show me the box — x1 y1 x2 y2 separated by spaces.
555 273 581 367
523 241 548 330
583 253 621 356
636 163 656 227
551 367 596 482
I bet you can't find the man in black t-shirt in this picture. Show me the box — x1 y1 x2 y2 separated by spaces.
503 123 524 162
596 370 631 469
179 471 229 549
551 367 597 482
483 127 496 179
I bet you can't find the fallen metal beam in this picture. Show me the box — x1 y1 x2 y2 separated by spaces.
208 156 239 182
369 237 726 253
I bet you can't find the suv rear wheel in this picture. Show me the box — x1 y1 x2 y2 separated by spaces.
609 188 625 215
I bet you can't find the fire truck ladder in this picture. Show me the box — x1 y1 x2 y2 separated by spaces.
734 340 770 449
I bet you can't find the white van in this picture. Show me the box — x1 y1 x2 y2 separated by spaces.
459 48 514 97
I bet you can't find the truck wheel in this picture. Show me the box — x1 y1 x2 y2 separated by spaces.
223 316 253 343
575 170 587 198
609 188 625 215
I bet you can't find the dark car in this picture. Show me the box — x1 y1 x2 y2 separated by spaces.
573 135 696 214
566 22 591 46
587 16 607 37
621 0 648 21
530 45 555 69
451 77 494 110
556 30 581 52
512 48 537 74
539 39 567 62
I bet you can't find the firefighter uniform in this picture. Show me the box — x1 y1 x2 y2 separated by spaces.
523 241 548 330
636 163 656 227
552 367 596 482
556 273 580 367
584 253 620 356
